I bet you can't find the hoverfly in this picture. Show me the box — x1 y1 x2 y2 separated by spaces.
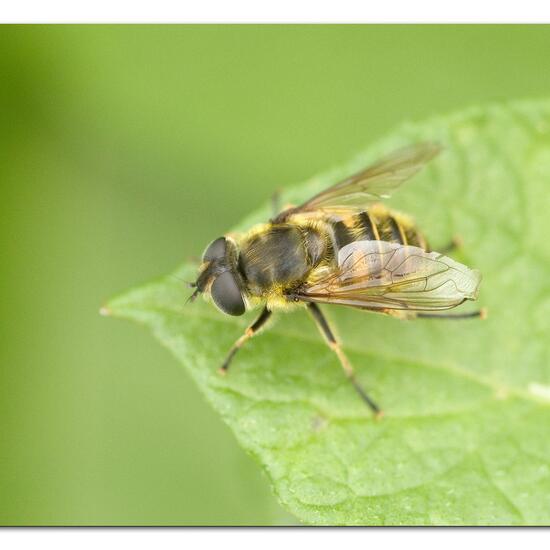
189 143 482 417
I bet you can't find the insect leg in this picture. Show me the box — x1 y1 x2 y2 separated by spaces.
417 308 487 320
218 306 272 375
307 303 382 418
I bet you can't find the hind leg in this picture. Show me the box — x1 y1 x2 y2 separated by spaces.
417 308 487 320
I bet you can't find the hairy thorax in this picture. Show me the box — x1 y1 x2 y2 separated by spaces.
237 224 327 299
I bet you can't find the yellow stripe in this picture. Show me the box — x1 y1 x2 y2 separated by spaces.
393 216 408 245
369 213 380 240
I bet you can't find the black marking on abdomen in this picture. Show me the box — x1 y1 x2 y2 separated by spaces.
357 212 377 241
332 220 355 250
330 209 426 251
330 211 379 254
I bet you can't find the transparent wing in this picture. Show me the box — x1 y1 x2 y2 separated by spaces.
292 240 481 312
290 142 441 216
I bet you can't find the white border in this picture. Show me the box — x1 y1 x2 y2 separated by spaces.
1 0 550 23
0 528 546 550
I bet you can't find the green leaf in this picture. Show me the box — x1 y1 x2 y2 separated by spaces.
105 99 550 525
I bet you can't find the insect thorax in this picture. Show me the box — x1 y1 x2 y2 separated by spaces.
237 224 327 295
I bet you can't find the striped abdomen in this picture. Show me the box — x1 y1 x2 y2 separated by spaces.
327 205 429 254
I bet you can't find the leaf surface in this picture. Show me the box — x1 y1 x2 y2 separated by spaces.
106 99 550 525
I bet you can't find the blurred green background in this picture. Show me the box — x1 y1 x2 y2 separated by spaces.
2 25 550 525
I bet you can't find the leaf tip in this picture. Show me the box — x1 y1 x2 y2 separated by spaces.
99 305 112 317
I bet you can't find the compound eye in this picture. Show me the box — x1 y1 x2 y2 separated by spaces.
203 237 227 262
211 271 245 316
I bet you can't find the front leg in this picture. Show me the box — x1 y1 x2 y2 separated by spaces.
218 306 272 375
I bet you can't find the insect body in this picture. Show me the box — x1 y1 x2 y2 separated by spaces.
190 143 482 417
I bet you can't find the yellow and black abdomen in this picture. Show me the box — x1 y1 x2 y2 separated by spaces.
326 203 429 254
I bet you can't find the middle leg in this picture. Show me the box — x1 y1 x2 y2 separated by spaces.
307 303 382 418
